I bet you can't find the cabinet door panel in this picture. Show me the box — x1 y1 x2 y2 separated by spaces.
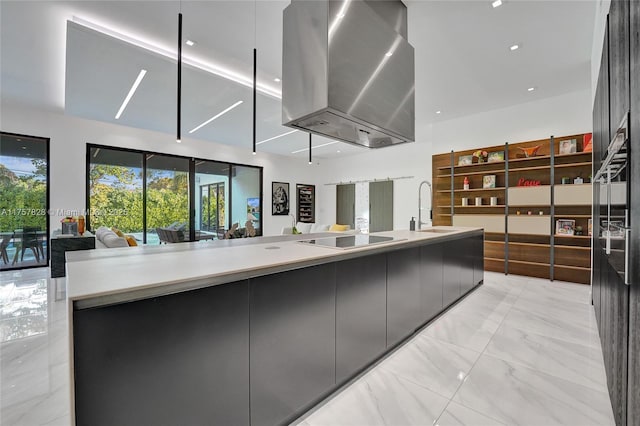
387 247 422 346
250 264 336 426
73 281 250 426
421 243 443 322
443 241 462 307
626 0 640 420
609 0 630 138
336 255 387 383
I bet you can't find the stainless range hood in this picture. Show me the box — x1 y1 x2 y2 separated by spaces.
282 0 415 148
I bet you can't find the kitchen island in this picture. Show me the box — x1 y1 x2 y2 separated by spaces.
67 227 484 426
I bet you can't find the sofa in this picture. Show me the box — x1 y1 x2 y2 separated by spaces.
281 222 354 235
95 226 137 248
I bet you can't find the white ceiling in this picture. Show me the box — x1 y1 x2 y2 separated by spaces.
0 1 596 159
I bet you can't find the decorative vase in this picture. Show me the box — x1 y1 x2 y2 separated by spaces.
78 216 85 236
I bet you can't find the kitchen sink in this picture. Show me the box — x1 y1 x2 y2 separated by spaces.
418 228 456 233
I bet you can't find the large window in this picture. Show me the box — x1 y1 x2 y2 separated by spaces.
146 154 190 245
0 132 49 271
89 147 143 237
87 145 262 243
195 160 228 239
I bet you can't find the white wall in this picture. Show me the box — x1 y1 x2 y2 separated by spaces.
0 102 324 237
317 89 592 230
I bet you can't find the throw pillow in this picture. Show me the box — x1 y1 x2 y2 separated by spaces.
102 233 129 248
95 226 110 242
329 224 350 232
111 227 125 238
125 235 138 247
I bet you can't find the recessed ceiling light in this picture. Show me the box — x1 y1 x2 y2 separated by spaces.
115 69 147 119
257 129 298 145
337 150 341 153
274 78 281 82
189 100 243 133
385 51 393 57
492 0 502 8
436 110 441 114
22 146 27 149
16 138 21 142
528 87 535 92
510 44 519 51
185 39 195 46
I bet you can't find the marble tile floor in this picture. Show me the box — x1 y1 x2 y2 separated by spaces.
0 268 614 426
295 273 614 426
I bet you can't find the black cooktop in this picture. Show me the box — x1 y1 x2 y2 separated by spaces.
298 235 398 250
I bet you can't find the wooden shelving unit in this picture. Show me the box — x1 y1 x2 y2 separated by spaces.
296 184 315 223
432 133 592 284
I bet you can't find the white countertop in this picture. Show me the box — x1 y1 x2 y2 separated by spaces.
67 227 481 306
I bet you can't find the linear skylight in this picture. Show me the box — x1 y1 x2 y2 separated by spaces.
291 141 339 154
115 69 147 119
72 16 281 100
189 101 243 134
256 130 298 145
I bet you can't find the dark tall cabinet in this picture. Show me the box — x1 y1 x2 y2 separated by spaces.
592 1 639 424
627 0 640 422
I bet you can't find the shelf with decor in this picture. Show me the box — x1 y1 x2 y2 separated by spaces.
432 132 592 284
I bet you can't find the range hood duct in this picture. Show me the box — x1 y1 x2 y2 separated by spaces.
282 0 415 148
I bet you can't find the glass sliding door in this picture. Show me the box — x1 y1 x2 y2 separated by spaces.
231 165 262 236
88 147 143 240
195 161 228 240
146 154 190 244
87 145 262 244
0 132 49 270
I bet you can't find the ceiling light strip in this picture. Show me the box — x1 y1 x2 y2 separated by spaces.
72 16 282 100
177 13 182 143
115 69 147 119
189 101 243 133
291 140 339 154
256 129 298 145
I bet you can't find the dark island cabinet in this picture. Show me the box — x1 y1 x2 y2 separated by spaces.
335 254 388 383
72 231 484 426
472 233 485 289
249 264 337 426
73 280 250 426
387 247 423 346
420 243 444 322
443 240 462 307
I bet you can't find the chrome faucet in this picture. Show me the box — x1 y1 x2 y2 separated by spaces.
418 180 432 230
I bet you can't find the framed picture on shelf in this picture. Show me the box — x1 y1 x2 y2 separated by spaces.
559 139 577 155
483 175 496 188
458 155 473 166
555 219 575 236
272 182 289 215
487 151 504 163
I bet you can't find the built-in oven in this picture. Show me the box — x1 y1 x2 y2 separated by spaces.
595 112 630 284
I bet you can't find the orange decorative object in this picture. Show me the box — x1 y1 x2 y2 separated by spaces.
583 133 593 152
519 145 540 158
78 215 85 236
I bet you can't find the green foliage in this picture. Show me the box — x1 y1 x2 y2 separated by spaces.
0 159 47 232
